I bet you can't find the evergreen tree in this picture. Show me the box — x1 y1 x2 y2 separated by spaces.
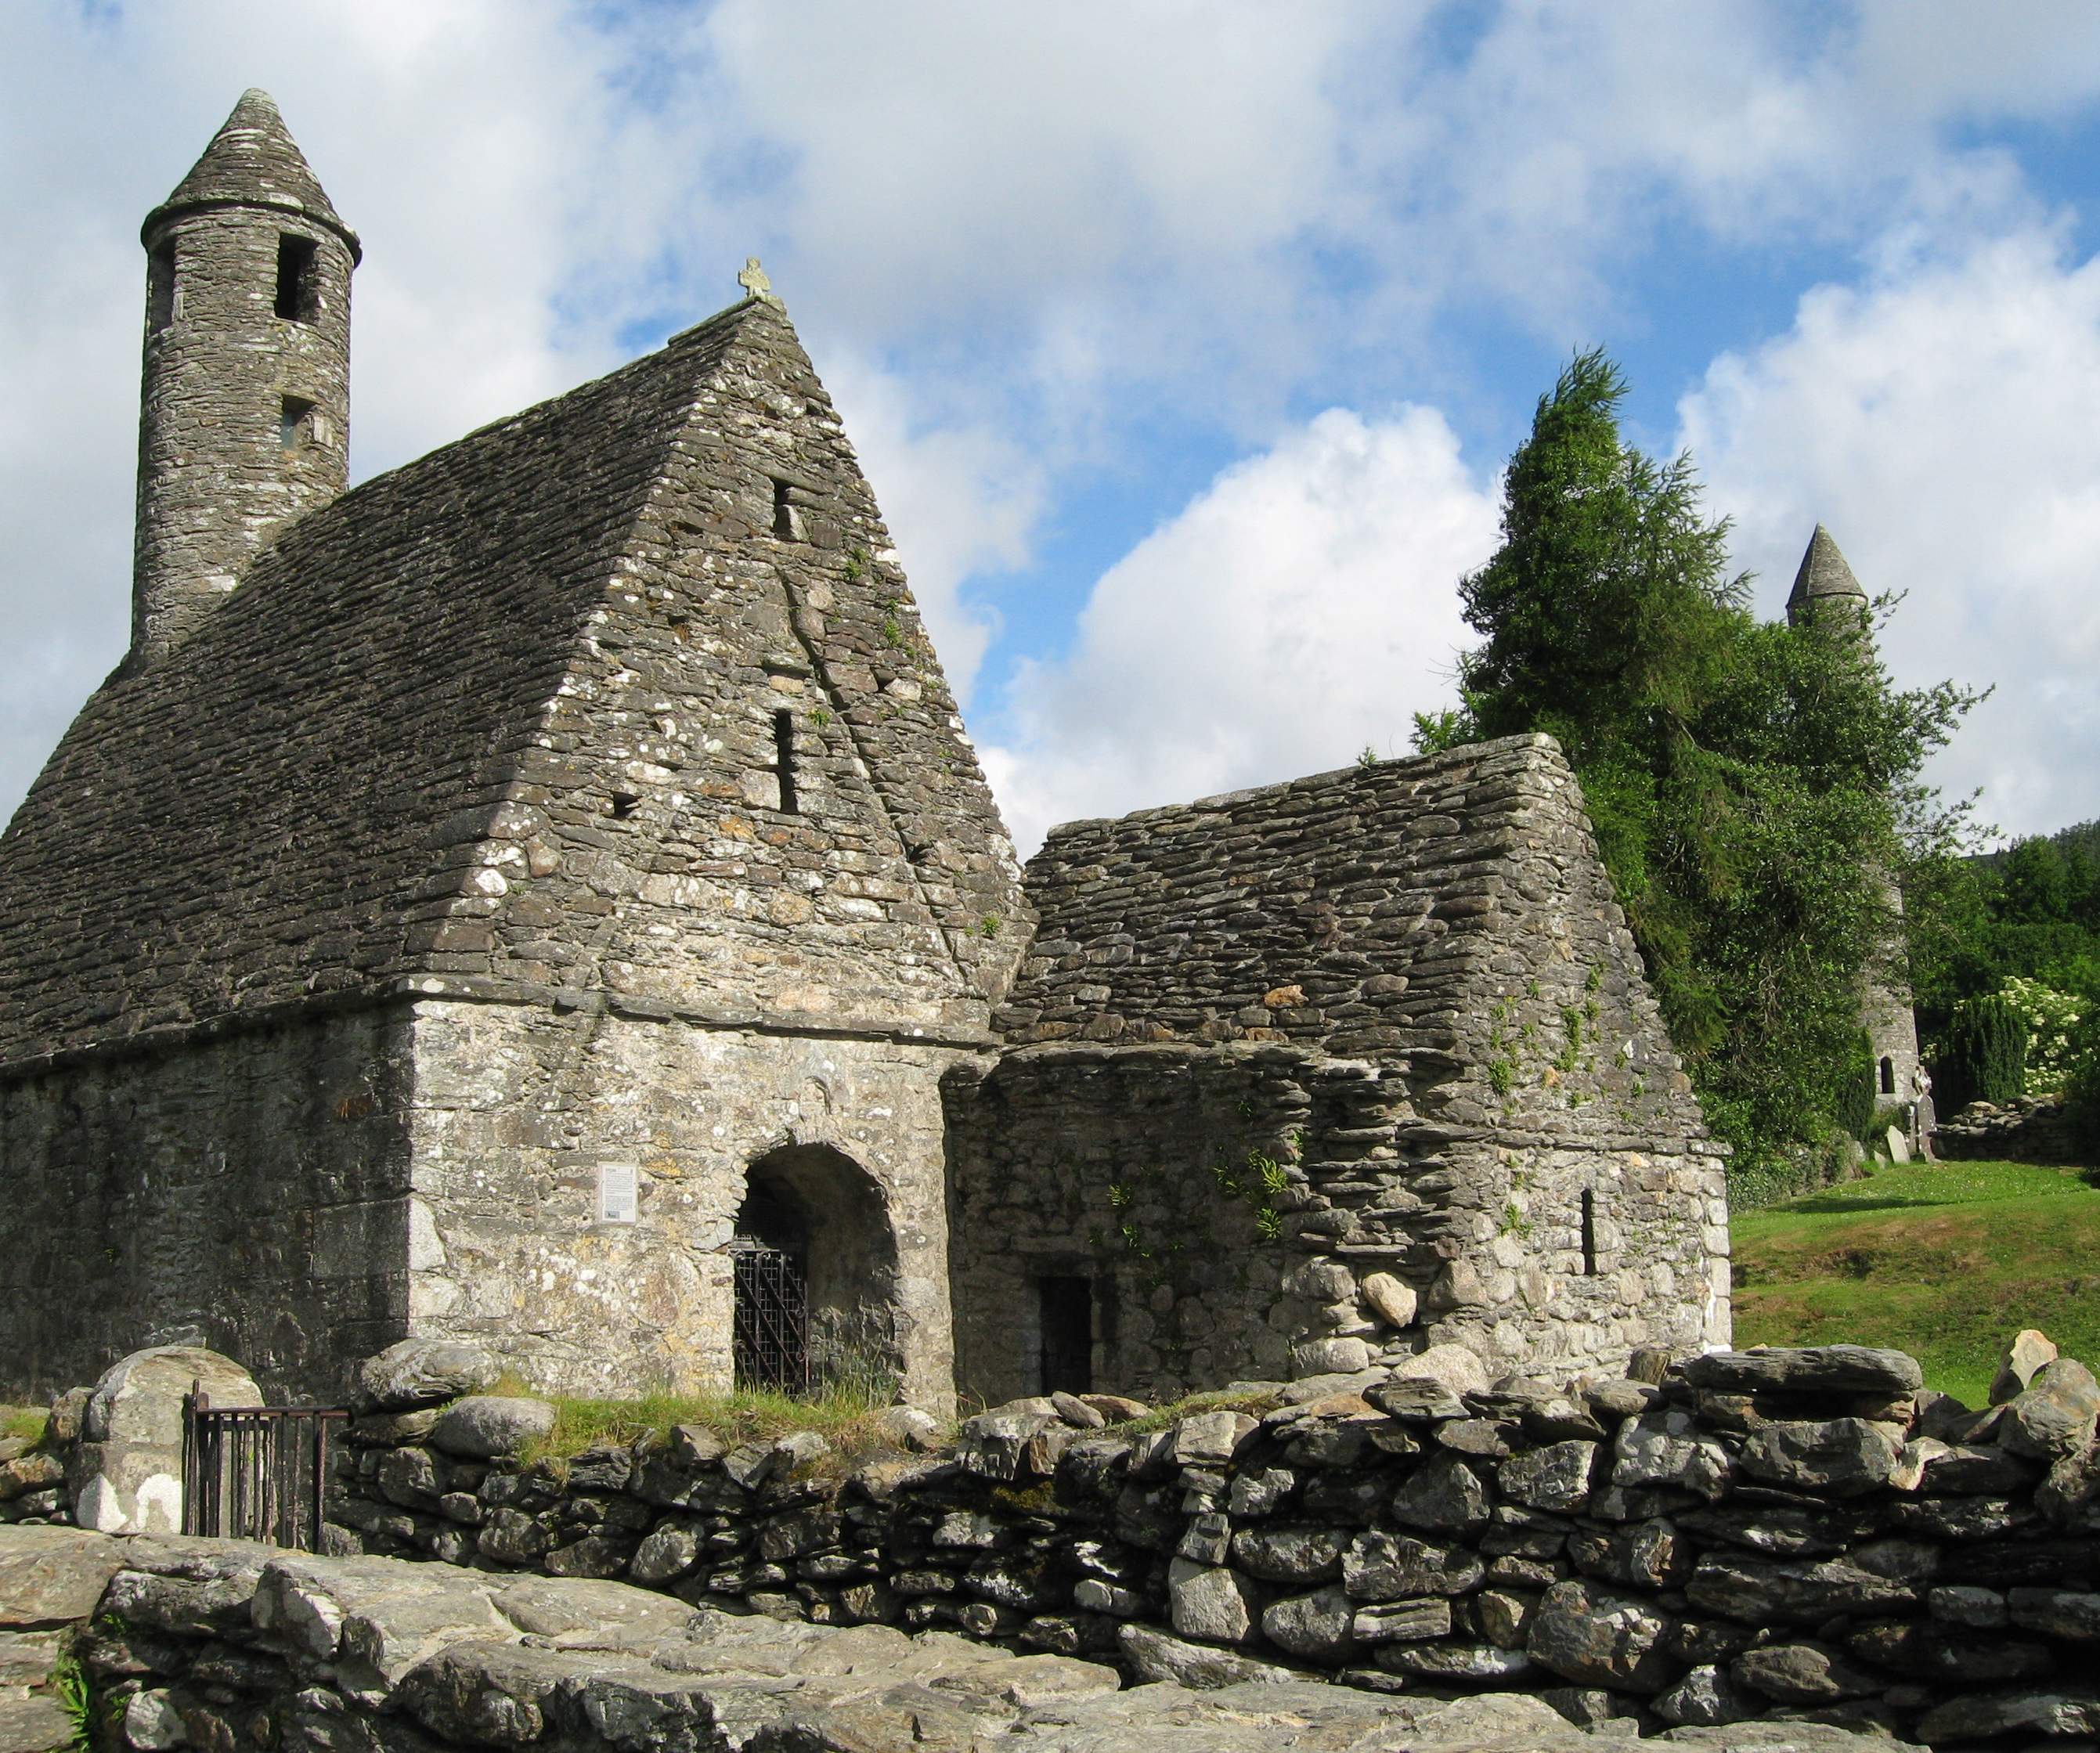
1421 350 1980 1199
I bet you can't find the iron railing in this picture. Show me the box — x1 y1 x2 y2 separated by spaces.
732 1243 809 1392
181 1384 347 1551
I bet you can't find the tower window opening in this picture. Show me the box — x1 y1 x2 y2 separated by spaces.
275 234 318 322
148 244 176 332
609 791 640 820
1580 1189 1599 1276
279 396 316 453
1879 1056 1896 1096
774 709 799 815
771 478 803 540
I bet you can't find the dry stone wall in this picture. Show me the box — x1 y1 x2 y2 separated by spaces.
322 1343 2100 1743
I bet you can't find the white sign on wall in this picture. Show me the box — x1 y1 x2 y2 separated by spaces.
597 1162 638 1225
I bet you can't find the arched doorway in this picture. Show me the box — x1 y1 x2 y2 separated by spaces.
732 1145 901 1394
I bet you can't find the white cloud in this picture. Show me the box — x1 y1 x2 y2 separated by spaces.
6 2 2100 842
820 357 1046 703
1681 222 2100 839
982 406 1499 854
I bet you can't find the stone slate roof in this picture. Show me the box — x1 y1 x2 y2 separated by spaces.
146 88 360 259
996 735 1612 1063
1785 523 1867 621
2 290 1027 1063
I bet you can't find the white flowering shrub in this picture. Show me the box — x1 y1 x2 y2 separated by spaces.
1997 976 2086 1096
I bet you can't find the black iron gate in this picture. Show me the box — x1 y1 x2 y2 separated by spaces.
182 1384 347 1551
732 1243 809 1391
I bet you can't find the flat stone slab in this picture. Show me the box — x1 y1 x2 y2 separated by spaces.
0 1695 73 1753
1676 1346 1923 1398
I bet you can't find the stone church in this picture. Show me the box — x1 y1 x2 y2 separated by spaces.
0 93 1734 1410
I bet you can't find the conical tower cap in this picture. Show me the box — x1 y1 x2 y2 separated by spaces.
143 88 360 261
1786 523 1867 622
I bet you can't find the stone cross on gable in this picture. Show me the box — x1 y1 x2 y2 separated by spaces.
738 257 778 305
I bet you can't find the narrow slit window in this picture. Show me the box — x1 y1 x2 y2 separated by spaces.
279 396 315 453
1036 1275 1094 1395
1879 1055 1896 1096
275 234 318 322
774 709 799 814
1580 1189 1598 1275
771 478 802 539
148 244 176 333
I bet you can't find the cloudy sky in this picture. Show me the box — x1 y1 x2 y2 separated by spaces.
5 2 2100 855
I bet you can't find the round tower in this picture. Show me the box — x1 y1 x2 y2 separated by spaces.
132 89 359 664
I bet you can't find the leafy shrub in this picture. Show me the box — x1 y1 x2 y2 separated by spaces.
1835 1030 1877 1139
1998 976 2085 1096
2062 1011 2100 1157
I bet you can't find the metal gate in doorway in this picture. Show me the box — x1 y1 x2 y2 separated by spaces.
181 1384 347 1551
732 1243 810 1392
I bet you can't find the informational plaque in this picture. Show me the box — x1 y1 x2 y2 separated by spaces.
597 1163 638 1225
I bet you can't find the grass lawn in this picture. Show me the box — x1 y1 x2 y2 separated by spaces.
1730 1157 2100 1408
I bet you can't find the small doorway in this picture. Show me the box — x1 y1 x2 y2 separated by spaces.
1036 1275 1094 1395
732 1145 900 1394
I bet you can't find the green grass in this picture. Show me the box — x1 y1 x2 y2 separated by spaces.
1732 1157 2100 1406
1120 1387 1283 1434
1 1407 48 1444
518 1382 940 1473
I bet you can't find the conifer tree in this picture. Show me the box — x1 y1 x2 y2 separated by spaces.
1421 350 1979 1199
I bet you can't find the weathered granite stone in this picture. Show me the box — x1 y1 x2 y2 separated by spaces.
1738 1419 1905 1497
73 1347 260 1535
1167 1560 1263 1646
1732 1641 1882 1703
1352 1597 1453 1643
1655 1664 1754 1727
1498 1440 1597 1511
428 1397 556 1461
1117 1625 1297 1688
1678 1347 1922 1398
1342 1531 1485 1600
1231 1526 1346 1584
1390 1452 1490 1536
351 1339 500 1414
1360 1274 1417 1330
1261 1585 1359 1661
1528 1580 1680 1693
2001 1358 2100 1459
1991 1329 2060 1404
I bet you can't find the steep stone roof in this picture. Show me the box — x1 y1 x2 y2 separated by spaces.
0 297 1024 1062
1785 523 1867 624
145 88 360 259
1000 735 1640 1061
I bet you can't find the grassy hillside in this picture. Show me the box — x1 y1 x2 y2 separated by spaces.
1730 1158 2100 1407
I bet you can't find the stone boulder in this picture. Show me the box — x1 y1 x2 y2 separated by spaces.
1527 1578 1680 1693
71 1346 260 1534
1677 1345 1922 1398
428 1397 557 1461
351 1339 502 1415
2001 1358 2100 1460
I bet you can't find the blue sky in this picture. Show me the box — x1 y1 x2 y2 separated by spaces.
6 2 2100 853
